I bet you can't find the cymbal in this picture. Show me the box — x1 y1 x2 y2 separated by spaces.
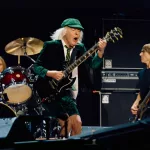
5 37 44 56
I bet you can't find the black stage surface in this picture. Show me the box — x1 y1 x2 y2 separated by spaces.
0 116 150 150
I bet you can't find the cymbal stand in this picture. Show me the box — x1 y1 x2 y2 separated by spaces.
0 73 4 102
18 55 21 66
17 37 26 66
23 53 38 83
23 48 47 138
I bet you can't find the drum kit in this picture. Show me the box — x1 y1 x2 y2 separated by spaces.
0 37 62 139
0 37 44 117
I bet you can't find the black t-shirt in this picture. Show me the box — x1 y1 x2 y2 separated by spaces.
138 68 150 102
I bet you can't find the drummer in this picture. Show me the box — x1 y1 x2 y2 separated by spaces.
0 56 7 101
0 56 7 73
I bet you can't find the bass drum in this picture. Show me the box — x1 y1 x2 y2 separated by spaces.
0 102 17 118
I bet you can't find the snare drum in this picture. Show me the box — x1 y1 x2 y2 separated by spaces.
0 102 16 118
1 66 32 105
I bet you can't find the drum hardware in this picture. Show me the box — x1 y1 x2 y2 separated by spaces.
51 125 61 138
26 66 38 83
24 55 39 83
32 119 47 139
27 91 61 139
32 118 61 139
11 78 15 84
22 78 27 84
24 55 35 81
25 55 36 63
12 104 28 116
33 90 45 116
33 104 45 116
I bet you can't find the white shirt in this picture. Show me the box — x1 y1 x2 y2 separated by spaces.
62 40 79 99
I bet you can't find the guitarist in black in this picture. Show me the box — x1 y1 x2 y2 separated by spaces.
131 44 150 121
33 18 107 137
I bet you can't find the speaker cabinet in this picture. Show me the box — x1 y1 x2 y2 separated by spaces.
100 92 137 126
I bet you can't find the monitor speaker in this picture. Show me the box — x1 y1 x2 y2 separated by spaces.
0 117 35 148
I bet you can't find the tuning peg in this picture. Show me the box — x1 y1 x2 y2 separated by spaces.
119 34 123 38
107 33 115 43
114 34 119 40
115 27 123 36
114 27 118 31
110 37 115 43
105 32 110 41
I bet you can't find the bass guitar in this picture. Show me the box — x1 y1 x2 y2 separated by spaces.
131 90 150 122
36 27 123 101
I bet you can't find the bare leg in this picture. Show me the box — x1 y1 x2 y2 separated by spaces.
58 114 82 137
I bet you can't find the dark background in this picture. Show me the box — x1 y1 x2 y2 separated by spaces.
0 3 150 68
1 1 150 126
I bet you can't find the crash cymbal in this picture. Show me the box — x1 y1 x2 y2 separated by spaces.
5 37 44 56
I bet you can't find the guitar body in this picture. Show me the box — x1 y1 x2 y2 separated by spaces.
130 102 149 123
34 75 76 101
135 105 148 121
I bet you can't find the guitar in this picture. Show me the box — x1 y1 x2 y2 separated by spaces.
35 27 123 101
131 90 150 122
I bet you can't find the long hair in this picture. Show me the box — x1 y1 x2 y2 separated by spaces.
50 27 83 43
0 56 7 71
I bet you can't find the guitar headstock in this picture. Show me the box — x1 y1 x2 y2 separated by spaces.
104 27 123 43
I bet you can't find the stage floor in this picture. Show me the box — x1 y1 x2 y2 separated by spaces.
0 117 111 139
1 118 150 150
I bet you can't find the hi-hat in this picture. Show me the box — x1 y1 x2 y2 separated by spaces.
5 37 44 56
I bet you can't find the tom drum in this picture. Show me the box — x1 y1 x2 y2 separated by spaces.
0 66 32 105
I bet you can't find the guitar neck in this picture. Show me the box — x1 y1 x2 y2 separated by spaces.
139 90 150 109
62 27 123 76
64 42 99 75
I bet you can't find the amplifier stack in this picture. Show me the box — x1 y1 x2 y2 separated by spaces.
100 68 141 126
